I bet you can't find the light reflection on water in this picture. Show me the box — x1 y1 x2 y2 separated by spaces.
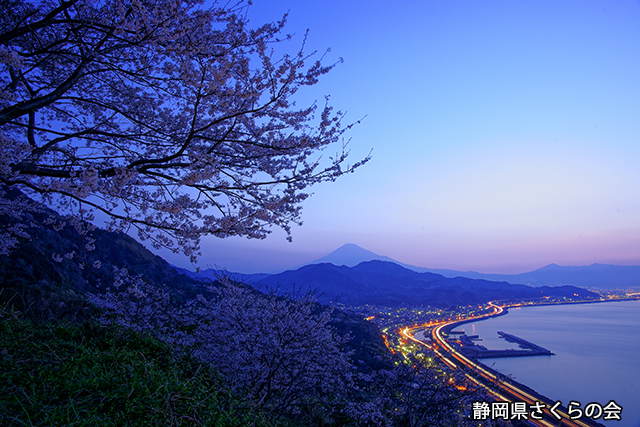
462 300 640 427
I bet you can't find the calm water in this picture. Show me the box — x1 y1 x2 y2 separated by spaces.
460 300 640 427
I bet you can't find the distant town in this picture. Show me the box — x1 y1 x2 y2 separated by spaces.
342 288 640 360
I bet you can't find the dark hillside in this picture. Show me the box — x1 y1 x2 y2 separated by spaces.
257 260 599 307
0 187 229 323
1 189 198 289
0 191 390 369
0 197 210 319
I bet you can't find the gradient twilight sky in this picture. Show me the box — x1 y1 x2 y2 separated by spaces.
162 0 640 274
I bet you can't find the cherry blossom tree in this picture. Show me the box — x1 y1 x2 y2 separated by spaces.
88 273 355 420
0 0 368 260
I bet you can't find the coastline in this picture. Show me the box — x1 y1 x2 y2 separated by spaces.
508 296 640 309
460 299 640 427
444 297 640 337
434 298 639 427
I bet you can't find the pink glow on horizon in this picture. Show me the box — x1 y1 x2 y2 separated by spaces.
161 1 640 275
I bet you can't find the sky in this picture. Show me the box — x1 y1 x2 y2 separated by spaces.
163 0 640 274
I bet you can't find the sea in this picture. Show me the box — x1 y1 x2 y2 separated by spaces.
458 300 640 427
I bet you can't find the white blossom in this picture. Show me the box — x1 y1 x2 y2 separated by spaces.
0 0 369 261
85 270 491 425
88 273 354 416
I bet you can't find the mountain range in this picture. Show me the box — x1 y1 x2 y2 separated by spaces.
178 243 640 300
298 244 640 290
252 259 597 307
0 192 612 311
175 244 603 307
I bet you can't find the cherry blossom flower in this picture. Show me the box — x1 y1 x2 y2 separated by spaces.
0 0 369 261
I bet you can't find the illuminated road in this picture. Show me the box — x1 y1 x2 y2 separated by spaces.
402 302 606 427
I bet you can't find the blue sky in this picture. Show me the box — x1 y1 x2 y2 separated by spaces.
164 0 640 274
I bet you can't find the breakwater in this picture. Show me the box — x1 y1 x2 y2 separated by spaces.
451 331 554 359
460 300 640 427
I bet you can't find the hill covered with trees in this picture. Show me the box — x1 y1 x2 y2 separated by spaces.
0 192 491 426
0 0 508 424
253 260 598 307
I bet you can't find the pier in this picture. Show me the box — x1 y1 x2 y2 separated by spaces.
451 331 554 359
497 331 553 354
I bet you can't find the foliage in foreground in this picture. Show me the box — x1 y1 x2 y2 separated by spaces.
88 273 356 423
86 272 492 427
0 206 492 426
0 312 275 427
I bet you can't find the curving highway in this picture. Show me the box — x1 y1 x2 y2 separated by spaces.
402 302 606 427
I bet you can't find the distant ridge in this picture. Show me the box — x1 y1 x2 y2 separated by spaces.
300 244 640 290
255 260 598 307
503 263 640 289
171 265 270 283
175 243 640 291
421 263 640 290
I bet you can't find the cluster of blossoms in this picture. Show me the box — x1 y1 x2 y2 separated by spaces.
1 0 369 262
1 1 490 424
88 271 354 417
87 269 491 426
0 185 42 255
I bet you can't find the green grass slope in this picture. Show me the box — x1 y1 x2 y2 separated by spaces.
0 313 277 427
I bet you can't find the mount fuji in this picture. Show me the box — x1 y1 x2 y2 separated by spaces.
299 244 640 290
301 243 398 267
174 243 640 291
300 243 438 274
